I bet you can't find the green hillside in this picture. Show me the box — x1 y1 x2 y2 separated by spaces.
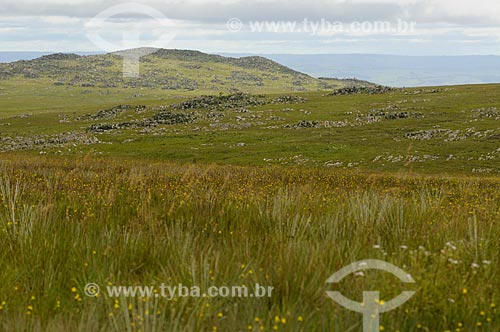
0 48 354 93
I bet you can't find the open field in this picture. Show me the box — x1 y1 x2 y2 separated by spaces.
0 156 499 331
1 82 500 175
2 54 500 331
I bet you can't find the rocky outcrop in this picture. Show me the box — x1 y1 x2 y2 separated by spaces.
328 85 394 96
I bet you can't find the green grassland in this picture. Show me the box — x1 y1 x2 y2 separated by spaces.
0 157 499 332
1 52 500 331
1 80 500 175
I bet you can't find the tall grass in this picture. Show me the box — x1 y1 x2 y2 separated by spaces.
0 155 498 331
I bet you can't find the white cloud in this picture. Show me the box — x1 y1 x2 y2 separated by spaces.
38 16 82 25
1 0 498 23
1 0 500 54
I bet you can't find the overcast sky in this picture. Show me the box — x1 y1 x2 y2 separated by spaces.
1 0 500 55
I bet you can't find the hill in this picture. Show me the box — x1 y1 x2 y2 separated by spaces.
0 48 356 92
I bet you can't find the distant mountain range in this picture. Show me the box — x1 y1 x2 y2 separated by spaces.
3 51 500 87
221 53 500 87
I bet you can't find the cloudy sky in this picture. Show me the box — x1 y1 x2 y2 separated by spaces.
1 0 500 55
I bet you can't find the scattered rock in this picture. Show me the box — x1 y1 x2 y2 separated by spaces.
172 93 267 110
271 95 307 104
327 85 394 96
76 105 133 121
324 161 343 167
284 120 320 129
87 111 195 133
372 154 439 163
151 111 195 125
471 107 500 119
472 168 493 174
404 129 451 140
0 132 100 152
405 128 499 141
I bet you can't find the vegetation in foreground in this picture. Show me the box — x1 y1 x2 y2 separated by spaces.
0 155 499 331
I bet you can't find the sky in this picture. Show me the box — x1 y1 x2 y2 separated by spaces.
1 0 500 55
